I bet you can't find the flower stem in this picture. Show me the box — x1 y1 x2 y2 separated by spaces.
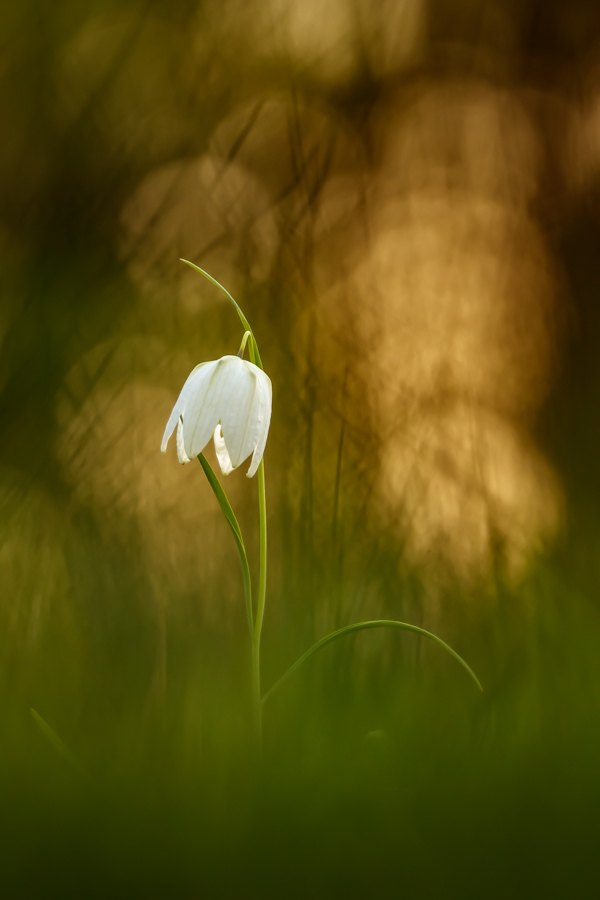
237 330 252 358
252 459 268 748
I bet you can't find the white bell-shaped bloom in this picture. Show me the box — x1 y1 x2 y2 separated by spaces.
161 356 272 477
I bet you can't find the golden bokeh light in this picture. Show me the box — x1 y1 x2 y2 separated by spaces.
313 79 564 579
379 403 561 579
55 335 255 624
40 1 592 592
120 155 278 313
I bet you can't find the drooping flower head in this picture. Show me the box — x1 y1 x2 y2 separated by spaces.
161 355 272 477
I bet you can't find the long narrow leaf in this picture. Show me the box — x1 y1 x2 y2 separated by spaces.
198 452 243 541
198 452 254 633
30 708 86 775
261 619 483 704
180 259 264 370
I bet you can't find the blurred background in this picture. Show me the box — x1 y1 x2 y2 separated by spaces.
3 0 600 896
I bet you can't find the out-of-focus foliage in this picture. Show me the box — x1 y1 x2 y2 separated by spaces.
3 0 600 895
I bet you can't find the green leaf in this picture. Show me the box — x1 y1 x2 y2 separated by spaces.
197 452 254 634
179 259 264 370
261 619 483 704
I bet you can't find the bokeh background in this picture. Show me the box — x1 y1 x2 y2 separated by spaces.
3 0 600 896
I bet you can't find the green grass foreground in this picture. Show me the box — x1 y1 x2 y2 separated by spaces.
2 566 600 899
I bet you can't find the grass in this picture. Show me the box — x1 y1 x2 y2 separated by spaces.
2 533 600 897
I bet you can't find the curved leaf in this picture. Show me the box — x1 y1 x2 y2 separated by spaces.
179 259 264 370
261 619 483 704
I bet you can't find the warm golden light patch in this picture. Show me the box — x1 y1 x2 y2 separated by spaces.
120 156 277 314
114 68 567 585
380 403 562 579
374 82 541 204
55 337 253 622
349 195 557 418
313 81 564 580
259 0 356 84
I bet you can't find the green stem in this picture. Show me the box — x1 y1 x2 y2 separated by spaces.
261 619 483 705
197 453 254 636
180 259 264 369
237 330 252 358
252 459 268 747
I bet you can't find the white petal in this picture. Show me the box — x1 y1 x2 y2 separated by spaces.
218 358 258 468
176 419 192 464
246 368 272 477
162 355 272 477
241 367 269 475
182 358 230 458
161 362 211 453
213 424 234 475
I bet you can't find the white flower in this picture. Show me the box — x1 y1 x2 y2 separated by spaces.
161 355 272 477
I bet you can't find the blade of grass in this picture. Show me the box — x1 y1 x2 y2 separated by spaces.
198 452 254 634
30 708 86 775
261 619 483 704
